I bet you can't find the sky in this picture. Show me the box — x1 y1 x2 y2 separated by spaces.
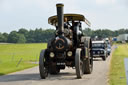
0 0 128 33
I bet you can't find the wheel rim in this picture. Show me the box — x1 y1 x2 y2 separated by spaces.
75 48 83 78
39 50 48 79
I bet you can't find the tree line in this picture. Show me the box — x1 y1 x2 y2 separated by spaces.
83 28 128 38
0 28 128 43
0 28 54 43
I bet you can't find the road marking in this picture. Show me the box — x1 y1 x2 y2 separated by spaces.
124 58 128 85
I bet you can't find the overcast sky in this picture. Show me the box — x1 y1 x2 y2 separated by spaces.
0 0 128 33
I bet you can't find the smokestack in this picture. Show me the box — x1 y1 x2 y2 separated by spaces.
56 3 64 34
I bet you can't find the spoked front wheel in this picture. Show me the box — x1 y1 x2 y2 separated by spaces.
39 50 48 79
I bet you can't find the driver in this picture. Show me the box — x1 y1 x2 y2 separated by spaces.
64 17 71 28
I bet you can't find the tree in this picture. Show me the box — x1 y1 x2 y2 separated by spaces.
8 31 18 43
2 32 8 42
0 33 6 42
27 30 35 43
8 31 26 43
17 34 26 43
83 28 93 36
18 28 28 38
3 27 128 43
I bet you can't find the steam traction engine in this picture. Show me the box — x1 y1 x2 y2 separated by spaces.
39 3 93 79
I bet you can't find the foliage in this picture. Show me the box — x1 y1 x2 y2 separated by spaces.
0 33 6 42
83 28 128 38
8 31 26 43
17 34 26 43
0 28 128 43
2 32 8 42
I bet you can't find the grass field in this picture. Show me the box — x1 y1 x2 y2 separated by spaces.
0 43 47 75
109 44 128 85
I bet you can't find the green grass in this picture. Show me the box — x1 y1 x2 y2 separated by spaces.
0 43 47 75
109 44 128 85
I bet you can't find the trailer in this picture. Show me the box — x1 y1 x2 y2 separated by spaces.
117 34 128 42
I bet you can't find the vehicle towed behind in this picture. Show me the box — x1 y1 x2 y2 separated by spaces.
92 40 108 61
107 44 111 55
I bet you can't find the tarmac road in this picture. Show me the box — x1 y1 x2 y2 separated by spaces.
0 54 112 85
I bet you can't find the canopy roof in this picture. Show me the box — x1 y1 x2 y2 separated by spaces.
48 14 91 27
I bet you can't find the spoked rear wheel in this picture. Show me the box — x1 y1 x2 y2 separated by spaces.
83 55 93 74
83 38 93 74
39 50 48 79
75 48 84 79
